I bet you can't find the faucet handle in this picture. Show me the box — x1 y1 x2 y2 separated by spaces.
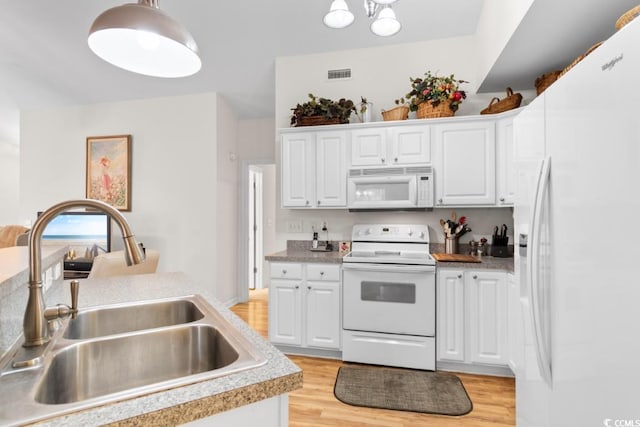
70 280 79 319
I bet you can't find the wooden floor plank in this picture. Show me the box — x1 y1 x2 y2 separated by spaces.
231 289 515 426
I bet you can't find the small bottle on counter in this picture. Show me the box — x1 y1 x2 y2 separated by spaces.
469 240 478 256
312 232 319 249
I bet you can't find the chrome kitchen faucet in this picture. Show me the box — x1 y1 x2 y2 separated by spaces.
23 199 145 347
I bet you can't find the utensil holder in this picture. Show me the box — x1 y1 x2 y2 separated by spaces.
445 237 458 254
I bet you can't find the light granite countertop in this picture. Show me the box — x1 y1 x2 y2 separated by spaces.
265 241 514 272
434 256 514 272
265 248 344 264
1 272 302 426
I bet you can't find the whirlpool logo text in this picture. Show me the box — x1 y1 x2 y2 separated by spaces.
603 419 640 427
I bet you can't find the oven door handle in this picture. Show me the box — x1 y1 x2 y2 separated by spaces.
342 263 435 273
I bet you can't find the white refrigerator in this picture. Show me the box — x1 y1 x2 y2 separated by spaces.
514 17 640 427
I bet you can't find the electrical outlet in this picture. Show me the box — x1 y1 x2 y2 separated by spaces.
286 220 303 233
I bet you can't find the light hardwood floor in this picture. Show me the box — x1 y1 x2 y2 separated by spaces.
230 289 515 427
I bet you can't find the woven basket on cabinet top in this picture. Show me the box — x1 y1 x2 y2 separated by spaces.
480 87 523 115
616 5 640 30
534 70 561 95
416 101 455 119
381 105 409 121
559 41 603 78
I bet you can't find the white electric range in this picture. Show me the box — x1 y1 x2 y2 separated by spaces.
341 224 436 371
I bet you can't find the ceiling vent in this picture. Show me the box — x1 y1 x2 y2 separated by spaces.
328 68 351 80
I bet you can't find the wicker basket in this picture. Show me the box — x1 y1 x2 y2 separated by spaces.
480 87 523 115
616 5 640 30
416 101 455 119
559 41 603 78
381 105 410 121
295 115 342 127
534 70 561 95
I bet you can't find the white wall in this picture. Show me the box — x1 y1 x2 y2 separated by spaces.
0 142 19 224
19 93 232 299
236 118 278 292
275 36 482 129
474 0 535 85
216 96 240 305
237 118 276 162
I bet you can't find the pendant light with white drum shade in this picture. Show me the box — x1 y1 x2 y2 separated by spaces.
88 0 201 78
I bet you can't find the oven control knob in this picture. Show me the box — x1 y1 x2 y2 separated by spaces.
366 228 373 235
419 231 425 239
408 229 413 236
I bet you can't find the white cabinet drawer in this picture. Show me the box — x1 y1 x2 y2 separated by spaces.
269 263 302 279
306 264 340 281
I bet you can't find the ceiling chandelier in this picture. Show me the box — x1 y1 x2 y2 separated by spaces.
88 0 201 78
323 0 401 37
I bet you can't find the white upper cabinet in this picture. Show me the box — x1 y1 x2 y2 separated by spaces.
350 128 388 166
496 116 516 206
281 132 315 208
281 131 347 208
434 120 496 206
390 125 431 165
281 109 522 209
350 125 431 167
316 131 347 207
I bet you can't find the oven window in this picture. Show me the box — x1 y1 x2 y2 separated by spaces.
361 281 416 303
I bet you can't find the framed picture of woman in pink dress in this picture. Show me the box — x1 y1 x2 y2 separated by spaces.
86 135 132 211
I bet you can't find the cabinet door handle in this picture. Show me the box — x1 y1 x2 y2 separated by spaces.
381 158 385 163
317 200 321 206
457 274 462 279
473 275 478 279
305 200 309 205
295 285 300 289
500 197 506 202
394 157 398 163
282 269 287 274
320 271 324 276
438 198 443 204
307 286 311 290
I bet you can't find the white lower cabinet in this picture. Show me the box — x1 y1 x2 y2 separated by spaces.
269 262 341 352
507 272 519 373
437 268 510 374
437 270 465 362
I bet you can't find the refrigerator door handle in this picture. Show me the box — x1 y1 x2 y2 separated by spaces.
528 155 553 387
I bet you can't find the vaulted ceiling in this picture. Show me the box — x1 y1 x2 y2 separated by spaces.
0 0 636 145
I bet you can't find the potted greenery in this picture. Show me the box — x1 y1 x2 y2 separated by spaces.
400 71 467 119
290 93 356 127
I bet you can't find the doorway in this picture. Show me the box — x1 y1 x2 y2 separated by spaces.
239 160 276 303
248 166 263 290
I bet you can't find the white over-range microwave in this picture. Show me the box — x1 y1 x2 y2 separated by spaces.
347 166 434 210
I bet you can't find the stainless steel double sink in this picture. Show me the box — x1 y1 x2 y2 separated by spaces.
0 295 267 425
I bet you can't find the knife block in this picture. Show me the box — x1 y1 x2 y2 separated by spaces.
491 235 510 257
490 245 511 257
